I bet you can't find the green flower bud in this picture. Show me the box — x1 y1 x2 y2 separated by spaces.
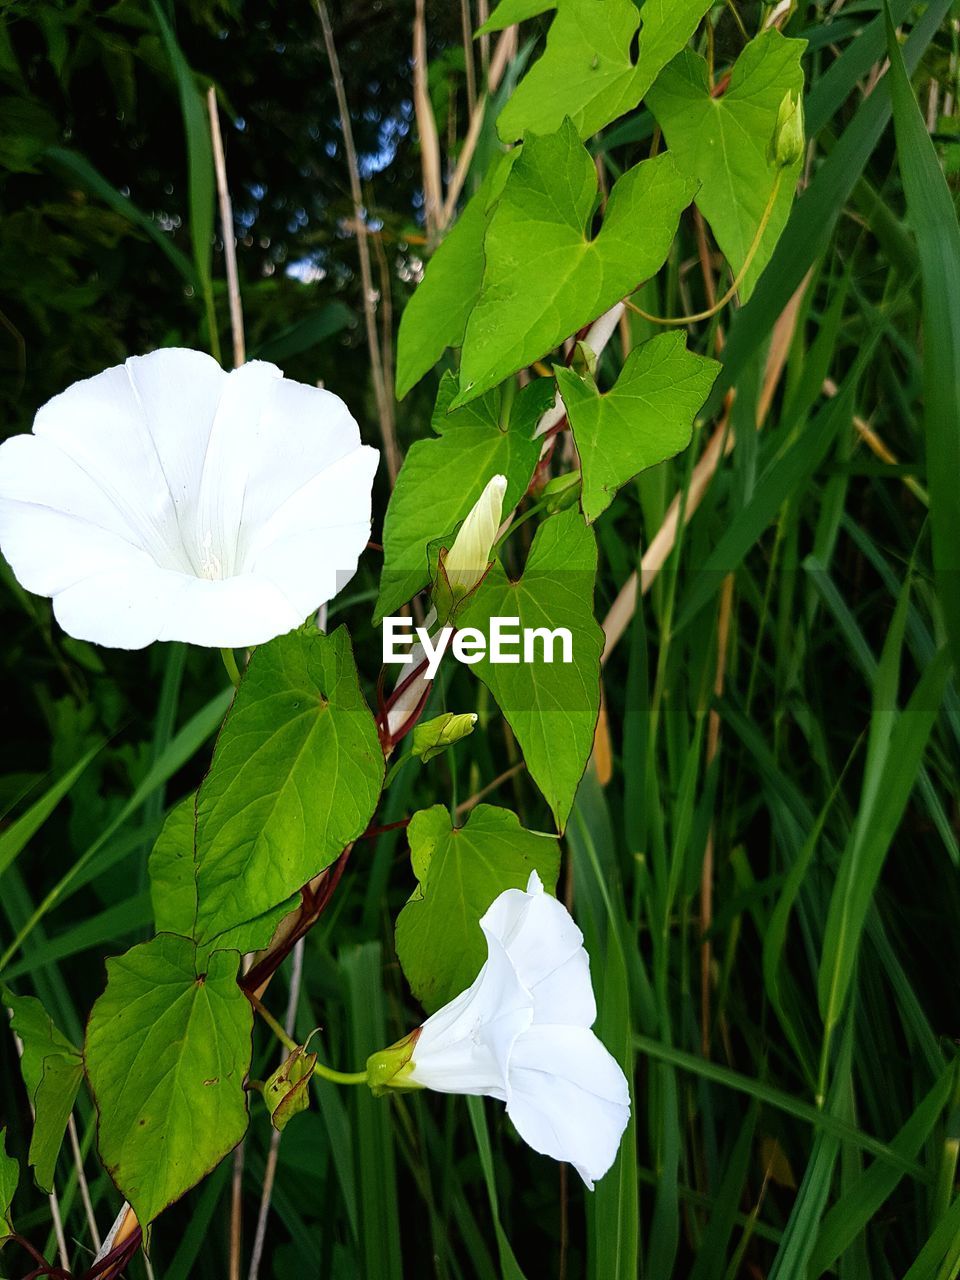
366 1029 422 1097
263 1045 317 1132
539 470 582 515
412 712 478 764
768 91 804 169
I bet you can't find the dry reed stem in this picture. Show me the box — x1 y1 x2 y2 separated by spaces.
460 0 477 116
439 25 517 229
207 86 245 368
314 0 401 485
67 1113 101 1251
455 762 527 816
413 0 443 244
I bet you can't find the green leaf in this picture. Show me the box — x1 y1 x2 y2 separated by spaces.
711 0 949 410
44 148 198 287
496 0 714 142
0 744 99 880
148 794 198 937
150 0 218 354
466 1096 529 1279
395 804 560 1013
0 95 58 171
149 794 299 952
194 628 384 949
809 1064 956 1275
477 0 553 35
376 374 550 621
3 992 82 1194
555 331 719 523
886 8 960 673
84 934 253 1226
648 30 806 299
251 301 354 364
818 642 952 1037
454 120 695 406
395 152 516 400
459 508 603 829
0 1128 16 1241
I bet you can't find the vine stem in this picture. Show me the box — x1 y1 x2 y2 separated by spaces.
248 940 304 1280
625 170 785 327
248 992 368 1085
220 646 241 688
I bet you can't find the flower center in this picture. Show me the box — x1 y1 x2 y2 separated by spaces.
197 530 224 580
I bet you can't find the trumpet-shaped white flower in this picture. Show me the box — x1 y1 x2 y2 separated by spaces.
0 349 379 649
442 473 507 599
371 871 630 1188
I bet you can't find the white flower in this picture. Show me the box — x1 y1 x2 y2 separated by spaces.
442 473 507 599
0 349 379 649
381 870 630 1188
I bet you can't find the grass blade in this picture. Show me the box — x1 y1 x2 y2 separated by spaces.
886 4 960 672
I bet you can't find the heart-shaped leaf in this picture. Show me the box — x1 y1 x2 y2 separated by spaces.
194 627 383 949
84 935 253 1226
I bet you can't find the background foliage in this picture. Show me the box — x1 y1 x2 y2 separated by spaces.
1 1 960 1277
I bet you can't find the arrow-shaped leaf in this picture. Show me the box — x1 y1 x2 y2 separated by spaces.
454 120 695 407
556 331 719 522
459 508 603 829
648 30 806 299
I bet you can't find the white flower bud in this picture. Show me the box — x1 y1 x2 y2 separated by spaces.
442 474 508 600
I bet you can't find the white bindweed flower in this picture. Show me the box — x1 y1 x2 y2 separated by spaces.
369 871 630 1188
0 349 379 649
442 473 507 599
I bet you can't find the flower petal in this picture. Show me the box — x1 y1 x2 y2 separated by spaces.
411 937 533 1099
505 1025 631 1189
0 435 165 596
192 360 283 579
244 446 379 618
124 348 229 546
32 351 225 572
51 563 302 650
481 872 596 1028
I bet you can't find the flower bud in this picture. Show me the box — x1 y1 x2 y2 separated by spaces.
365 1029 422 1096
442 474 508 601
412 712 478 763
768 91 804 169
539 470 582 514
263 1045 317 1132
